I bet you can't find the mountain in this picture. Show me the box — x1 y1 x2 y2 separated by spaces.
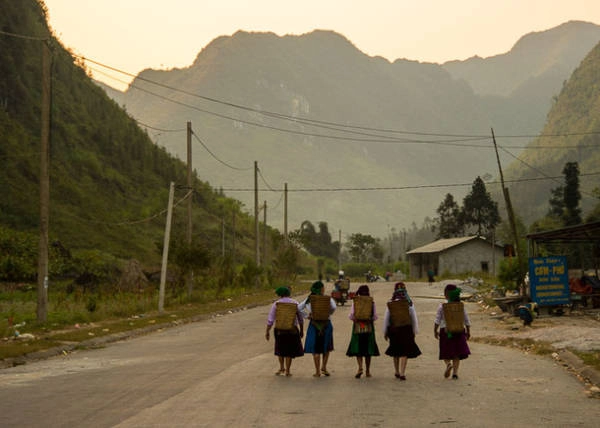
0 0 260 266
501 39 600 224
107 23 600 237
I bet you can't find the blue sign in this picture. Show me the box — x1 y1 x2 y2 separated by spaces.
529 256 569 306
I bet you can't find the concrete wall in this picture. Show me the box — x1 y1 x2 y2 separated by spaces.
438 240 504 275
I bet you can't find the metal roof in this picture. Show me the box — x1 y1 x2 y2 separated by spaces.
406 236 485 254
526 221 600 244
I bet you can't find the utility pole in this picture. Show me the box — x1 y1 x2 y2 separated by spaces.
254 161 260 266
284 183 288 241
338 229 342 272
186 121 193 298
232 210 236 265
263 200 267 264
37 40 51 322
492 128 525 292
221 217 225 257
159 182 175 312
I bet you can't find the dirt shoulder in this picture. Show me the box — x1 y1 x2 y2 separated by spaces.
467 289 600 392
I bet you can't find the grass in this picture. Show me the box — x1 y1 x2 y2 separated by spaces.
0 280 312 362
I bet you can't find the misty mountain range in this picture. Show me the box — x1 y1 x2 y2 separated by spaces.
98 20 600 238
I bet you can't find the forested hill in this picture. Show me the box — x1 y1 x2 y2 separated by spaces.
503 40 600 224
0 0 259 266
107 23 599 237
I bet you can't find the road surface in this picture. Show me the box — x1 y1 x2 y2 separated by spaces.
1 281 598 427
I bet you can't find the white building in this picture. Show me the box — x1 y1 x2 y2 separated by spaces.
407 236 504 278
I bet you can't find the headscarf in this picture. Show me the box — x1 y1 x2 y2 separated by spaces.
305 280 324 305
444 284 461 302
275 286 291 297
356 284 370 296
394 282 406 291
391 285 412 306
310 281 324 295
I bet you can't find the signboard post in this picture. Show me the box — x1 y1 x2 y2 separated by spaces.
528 256 569 306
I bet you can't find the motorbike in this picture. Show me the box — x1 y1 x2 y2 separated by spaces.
331 279 350 306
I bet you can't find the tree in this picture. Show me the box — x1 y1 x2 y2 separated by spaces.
346 233 381 263
462 177 500 237
436 193 463 238
562 161 582 226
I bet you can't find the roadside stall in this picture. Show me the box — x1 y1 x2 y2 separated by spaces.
526 221 600 313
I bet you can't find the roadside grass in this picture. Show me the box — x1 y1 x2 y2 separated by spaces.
0 281 312 362
471 336 556 355
570 350 600 372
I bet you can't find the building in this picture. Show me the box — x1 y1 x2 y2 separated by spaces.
407 236 504 278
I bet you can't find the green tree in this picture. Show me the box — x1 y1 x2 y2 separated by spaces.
562 161 582 226
462 177 500 237
436 193 463 238
346 233 381 263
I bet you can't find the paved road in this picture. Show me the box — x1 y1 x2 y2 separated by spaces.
1 281 598 427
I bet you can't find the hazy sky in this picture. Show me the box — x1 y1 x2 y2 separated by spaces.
43 0 600 90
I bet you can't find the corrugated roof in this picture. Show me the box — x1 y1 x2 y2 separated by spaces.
406 236 481 254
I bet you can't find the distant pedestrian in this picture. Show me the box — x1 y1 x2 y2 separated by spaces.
383 282 421 380
298 280 336 377
434 284 471 380
265 286 304 376
427 268 435 285
346 285 380 378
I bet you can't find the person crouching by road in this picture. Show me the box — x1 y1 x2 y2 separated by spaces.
346 284 380 378
383 283 421 380
265 286 304 377
298 280 336 377
434 284 471 380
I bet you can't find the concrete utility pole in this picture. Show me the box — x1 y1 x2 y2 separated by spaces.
338 229 342 271
159 182 175 313
37 40 51 322
254 161 260 266
186 121 193 298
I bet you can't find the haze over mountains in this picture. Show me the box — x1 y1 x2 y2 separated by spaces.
101 21 600 238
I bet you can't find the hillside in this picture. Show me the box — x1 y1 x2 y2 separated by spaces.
0 0 260 267
502 40 600 224
104 24 600 237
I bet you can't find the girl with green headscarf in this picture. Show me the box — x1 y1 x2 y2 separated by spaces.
433 284 471 380
265 286 304 376
298 280 336 377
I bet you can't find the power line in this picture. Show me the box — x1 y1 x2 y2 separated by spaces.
190 130 252 171
214 171 600 193
0 29 48 41
80 55 600 146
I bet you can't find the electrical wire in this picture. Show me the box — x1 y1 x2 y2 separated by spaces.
214 171 600 193
191 130 252 171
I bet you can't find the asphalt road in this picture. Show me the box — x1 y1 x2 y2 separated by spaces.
1 281 598 427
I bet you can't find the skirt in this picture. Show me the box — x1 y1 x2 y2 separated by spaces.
304 320 334 354
438 327 471 360
385 325 422 358
274 327 304 358
346 322 380 357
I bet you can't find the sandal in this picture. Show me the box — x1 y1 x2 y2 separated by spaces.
275 369 285 376
444 363 452 378
321 369 330 376
355 369 363 379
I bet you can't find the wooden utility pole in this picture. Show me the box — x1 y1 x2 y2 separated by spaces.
338 229 342 272
262 200 267 264
284 183 288 240
491 128 525 291
159 182 175 312
37 40 51 322
186 122 193 298
254 161 260 266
